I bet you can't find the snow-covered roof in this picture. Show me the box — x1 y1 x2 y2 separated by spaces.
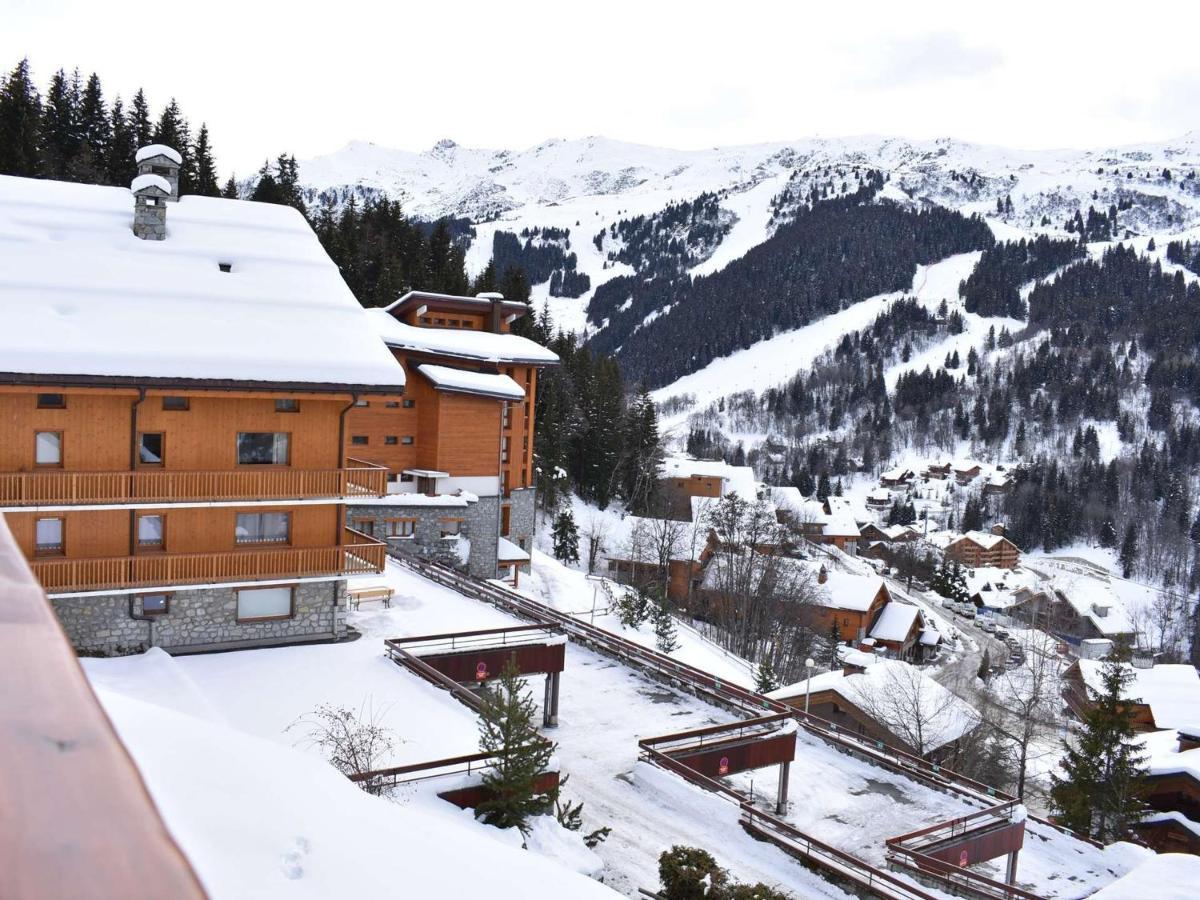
813 565 887 612
368 308 559 365
417 364 524 401
662 456 759 503
135 144 182 164
868 488 892 502
880 467 912 481
1090 852 1200 898
870 603 922 643
131 173 171 194
769 659 977 752
957 530 1010 550
1077 661 1200 729
0 175 407 391
497 536 531 563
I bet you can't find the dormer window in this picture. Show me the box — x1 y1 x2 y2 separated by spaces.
218 262 232 273
144 198 157 206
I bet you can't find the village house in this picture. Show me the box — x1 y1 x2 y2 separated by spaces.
879 467 915 488
1062 657 1200 733
771 488 861 554
1010 584 1136 645
953 462 983 485
340 290 559 583
867 602 941 662
925 461 952 480
1135 727 1200 855
808 564 891 643
865 487 892 511
659 456 760 520
768 659 978 763
0 149 406 655
944 528 1021 569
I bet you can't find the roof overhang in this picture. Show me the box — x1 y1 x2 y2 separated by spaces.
385 290 531 320
0 371 406 395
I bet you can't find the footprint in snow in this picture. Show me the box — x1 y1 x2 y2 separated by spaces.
281 837 310 880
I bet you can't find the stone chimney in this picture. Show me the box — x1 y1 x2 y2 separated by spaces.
1131 649 1156 669
817 565 828 585
135 144 181 200
477 291 505 333
131 173 171 241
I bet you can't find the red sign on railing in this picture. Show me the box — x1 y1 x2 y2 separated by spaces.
718 756 730 776
475 661 488 680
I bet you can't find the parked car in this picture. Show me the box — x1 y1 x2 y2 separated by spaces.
994 628 1009 641
961 606 977 619
979 619 996 633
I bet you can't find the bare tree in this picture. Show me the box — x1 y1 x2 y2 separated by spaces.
287 701 399 795
851 662 978 758
582 513 609 575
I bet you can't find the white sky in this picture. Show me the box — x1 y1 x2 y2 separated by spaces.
4 0 1199 177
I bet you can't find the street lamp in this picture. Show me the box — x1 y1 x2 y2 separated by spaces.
804 657 815 715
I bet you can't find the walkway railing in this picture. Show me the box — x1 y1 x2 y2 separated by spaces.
0 461 388 508
385 623 564 658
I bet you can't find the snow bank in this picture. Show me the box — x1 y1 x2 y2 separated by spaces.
418 363 525 400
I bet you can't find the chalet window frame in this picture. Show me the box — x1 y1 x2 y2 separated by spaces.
162 396 190 411
36 393 66 409
385 518 416 538
139 592 171 615
235 585 296 623
384 436 398 445
137 432 165 466
274 399 300 413
352 517 375 537
351 435 369 446
34 431 63 467
402 399 415 408
135 513 166 551
236 432 291 466
400 436 414 445
34 516 65 556
438 517 464 538
385 401 401 408
234 511 292 546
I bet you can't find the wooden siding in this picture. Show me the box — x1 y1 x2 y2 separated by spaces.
420 642 566 682
435 392 502 476
672 732 796 779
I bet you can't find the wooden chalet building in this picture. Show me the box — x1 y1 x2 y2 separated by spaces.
1062 659 1200 734
341 291 558 582
0 149 404 655
809 564 891 643
944 528 1021 569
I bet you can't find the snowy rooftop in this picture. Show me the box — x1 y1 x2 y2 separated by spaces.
769 660 978 752
662 456 760 503
1090 852 1200 899
770 489 860 537
869 603 922 643
958 530 1010 550
812 564 886 612
368 308 559 365
497 536 531 563
417 364 524 400
1077 661 1200 730
0 175 406 391
135 144 183 164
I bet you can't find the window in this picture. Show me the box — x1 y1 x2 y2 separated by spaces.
354 399 369 407
37 393 65 409
275 399 299 413
138 432 164 465
351 435 369 446
439 519 462 538
402 399 415 408
137 514 165 549
162 396 189 411
385 436 398 445
151 165 171 176
218 262 232 273
401 436 414 445
385 401 401 408
35 431 62 466
386 519 415 538
236 586 293 622
399 473 414 483
502 404 511 429
353 518 375 536
501 436 510 463
140 593 170 615
237 432 289 465
235 512 290 544
35 517 64 554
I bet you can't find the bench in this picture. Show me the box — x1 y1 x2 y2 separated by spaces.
349 586 394 610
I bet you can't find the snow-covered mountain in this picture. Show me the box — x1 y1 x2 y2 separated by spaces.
300 132 1200 339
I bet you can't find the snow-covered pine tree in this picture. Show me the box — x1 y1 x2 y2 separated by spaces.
476 659 556 833
653 598 680 654
192 123 220 196
551 508 580 565
754 655 778 693
1050 646 1147 842
0 58 42 177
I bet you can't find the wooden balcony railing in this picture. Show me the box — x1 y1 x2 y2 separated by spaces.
29 528 386 593
0 516 208 899
0 460 388 508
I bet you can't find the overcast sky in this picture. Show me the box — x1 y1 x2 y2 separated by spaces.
5 0 1198 176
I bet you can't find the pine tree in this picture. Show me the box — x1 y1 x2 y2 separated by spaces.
129 88 153 147
0 58 42 177
816 473 831 502
75 72 110 182
221 175 239 199
106 95 135 184
826 620 842 669
1050 647 1147 842
754 655 778 693
475 659 556 833
653 598 680 654
40 68 81 178
551 509 580 565
192 123 220 196
1119 523 1138 579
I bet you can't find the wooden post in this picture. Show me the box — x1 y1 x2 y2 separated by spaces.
775 760 790 815
1005 849 1019 885
543 673 554 728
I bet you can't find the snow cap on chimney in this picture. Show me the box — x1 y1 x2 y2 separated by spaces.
131 173 171 241
135 144 181 201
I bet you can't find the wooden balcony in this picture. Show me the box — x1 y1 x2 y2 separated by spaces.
0 458 387 507
0 517 207 899
29 528 387 594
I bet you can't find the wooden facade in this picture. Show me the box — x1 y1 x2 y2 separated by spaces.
945 533 1021 569
809 581 891 642
1 385 388 596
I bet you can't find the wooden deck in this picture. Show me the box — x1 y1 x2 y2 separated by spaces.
0 458 387 507
0 516 207 899
30 528 387 593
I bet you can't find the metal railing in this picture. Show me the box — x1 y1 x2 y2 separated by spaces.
31 528 386 593
0 460 388 507
385 623 563 658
